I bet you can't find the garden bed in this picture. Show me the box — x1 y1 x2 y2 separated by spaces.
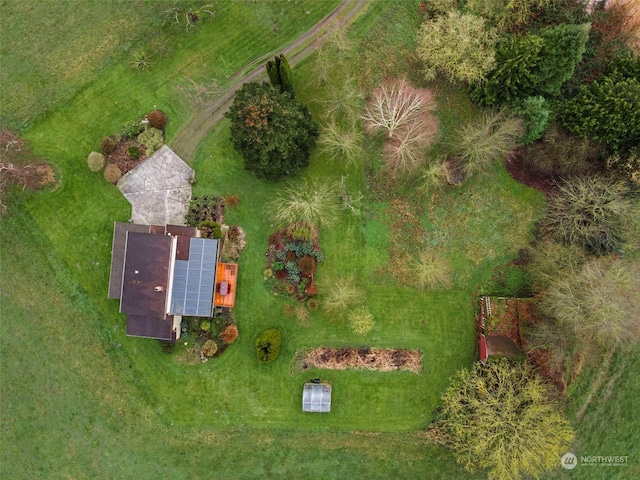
264 224 322 300
107 138 149 174
294 348 422 373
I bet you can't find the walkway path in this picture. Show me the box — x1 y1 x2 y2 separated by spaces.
170 0 371 161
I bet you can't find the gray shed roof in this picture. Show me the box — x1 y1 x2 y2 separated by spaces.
117 145 194 225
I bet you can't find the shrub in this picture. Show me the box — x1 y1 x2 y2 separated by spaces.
202 339 218 357
219 325 238 344
287 222 315 242
411 249 453 289
199 320 211 332
295 305 309 322
100 137 116 155
511 96 552 144
318 121 364 167
266 178 339 230
255 329 282 363
130 50 153 71
348 306 375 335
198 220 222 239
120 119 144 138
297 255 317 275
138 127 164 156
87 152 105 172
306 283 318 297
103 164 123 184
127 146 140 159
519 123 602 178
455 111 522 177
307 298 319 311
147 109 168 130
225 194 240 207
542 176 635 255
322 275 365 312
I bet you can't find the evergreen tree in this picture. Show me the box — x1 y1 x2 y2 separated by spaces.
265 54 295 97
225 82 317 180
472 23 590 106
278 54 294 96
560 53 640 154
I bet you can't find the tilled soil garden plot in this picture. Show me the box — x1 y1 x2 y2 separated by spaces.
295 348 422 373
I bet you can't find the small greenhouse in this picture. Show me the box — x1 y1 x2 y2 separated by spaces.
302 383 332 413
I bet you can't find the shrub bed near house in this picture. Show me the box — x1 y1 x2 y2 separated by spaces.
264 224 323 300
175 309 239 365
89 111 168 179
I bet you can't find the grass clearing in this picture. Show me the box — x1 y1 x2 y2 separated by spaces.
5 0 628 478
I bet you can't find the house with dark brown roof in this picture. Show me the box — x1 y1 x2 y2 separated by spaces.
109 222 238 341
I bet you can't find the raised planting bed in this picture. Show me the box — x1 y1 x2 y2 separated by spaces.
264 224 323 300
294 348 422 374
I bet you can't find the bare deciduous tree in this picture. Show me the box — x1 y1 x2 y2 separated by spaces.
362 77 436 139
383 115 438 174
321 78 364 123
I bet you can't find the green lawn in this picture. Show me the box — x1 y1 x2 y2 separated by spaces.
4 0 635 479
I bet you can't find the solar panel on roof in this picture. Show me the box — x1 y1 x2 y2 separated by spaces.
170 238 218 317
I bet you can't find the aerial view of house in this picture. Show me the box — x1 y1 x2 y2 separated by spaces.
1 1 638 479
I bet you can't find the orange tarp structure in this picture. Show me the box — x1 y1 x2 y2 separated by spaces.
214 263 238 308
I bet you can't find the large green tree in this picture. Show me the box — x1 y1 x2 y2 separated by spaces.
471 23 591 106
539 256 640 351
440 358 574 480
559 54 640 155
416 11 498 84
226 82 318 180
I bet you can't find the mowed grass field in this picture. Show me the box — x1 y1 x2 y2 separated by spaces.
2 0 637 479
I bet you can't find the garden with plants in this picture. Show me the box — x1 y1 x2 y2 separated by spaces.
1 1 639 479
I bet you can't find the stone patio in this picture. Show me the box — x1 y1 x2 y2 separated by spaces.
117 145 194 225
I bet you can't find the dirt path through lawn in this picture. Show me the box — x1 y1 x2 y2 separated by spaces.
170 0 371 162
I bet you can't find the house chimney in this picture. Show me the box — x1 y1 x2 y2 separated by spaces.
155 286 164 292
